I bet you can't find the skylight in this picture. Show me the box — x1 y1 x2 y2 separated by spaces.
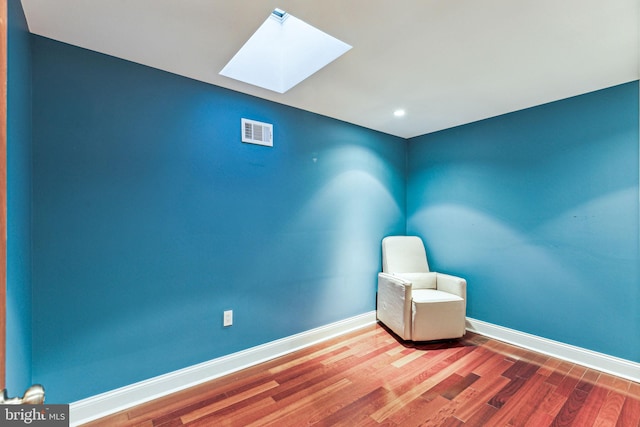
220 9 352 94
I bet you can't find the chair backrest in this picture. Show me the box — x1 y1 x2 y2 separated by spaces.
381 236 430 273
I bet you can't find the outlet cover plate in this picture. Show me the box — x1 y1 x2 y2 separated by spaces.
223 310 233 327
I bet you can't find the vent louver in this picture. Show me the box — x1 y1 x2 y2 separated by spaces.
242 118 273 147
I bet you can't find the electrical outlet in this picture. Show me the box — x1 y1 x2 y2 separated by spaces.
223 310 233 327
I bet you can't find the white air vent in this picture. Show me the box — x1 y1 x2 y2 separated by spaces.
242 118 273 147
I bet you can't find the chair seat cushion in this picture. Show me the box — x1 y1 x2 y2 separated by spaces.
394 272 437 289
412 289 463 303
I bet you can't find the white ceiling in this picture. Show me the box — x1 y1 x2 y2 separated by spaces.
20 0 639 139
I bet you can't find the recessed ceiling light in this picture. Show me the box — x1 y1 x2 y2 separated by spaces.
394 109 406 117
220 9 352 94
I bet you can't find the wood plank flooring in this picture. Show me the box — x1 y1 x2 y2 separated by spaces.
81 323 640 426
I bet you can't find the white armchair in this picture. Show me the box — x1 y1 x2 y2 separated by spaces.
377 236 467 341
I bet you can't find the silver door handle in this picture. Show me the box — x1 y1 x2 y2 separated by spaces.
0 385 45 404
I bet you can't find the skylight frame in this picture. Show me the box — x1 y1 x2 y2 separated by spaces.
220 9 352 94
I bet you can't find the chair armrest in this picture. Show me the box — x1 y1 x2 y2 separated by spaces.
377 273 412 339
435 273 466 301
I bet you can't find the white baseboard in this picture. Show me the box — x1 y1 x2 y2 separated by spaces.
466 317 640 383
69 311 377 426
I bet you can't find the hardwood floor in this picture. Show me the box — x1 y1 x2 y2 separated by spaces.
81 323 640 426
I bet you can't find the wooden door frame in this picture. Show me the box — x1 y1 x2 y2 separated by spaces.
0 0 7 390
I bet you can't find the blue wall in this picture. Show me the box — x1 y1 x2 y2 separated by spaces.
16 17 640 406
6 0 32 396
30 36 406 403
407 81 640 361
